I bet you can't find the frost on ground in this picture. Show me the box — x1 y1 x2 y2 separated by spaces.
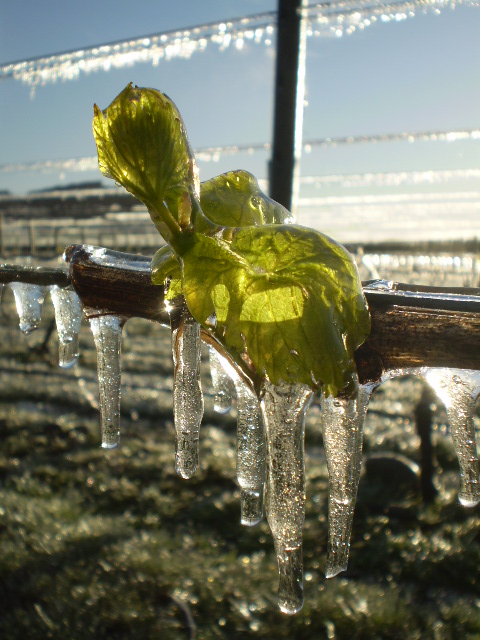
2 273 480 623
1 284 480 636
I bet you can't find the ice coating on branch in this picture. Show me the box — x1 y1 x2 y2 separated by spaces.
235 377 265 526
9 282 46 334
321 383 373 578
424 368 480 507
171 307 204 479
90 315 124 449
82 245 151 272
49 285 83 368
209 346 234 414
261 380 313 615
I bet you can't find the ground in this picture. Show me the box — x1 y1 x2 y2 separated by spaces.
1 285 480 639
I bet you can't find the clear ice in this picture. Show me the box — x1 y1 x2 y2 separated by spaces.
3 0 464 90
320 382 373 578
209 346 234 414
49 285 83 368
424 368 480 507
206 347 266 525
171 308 204 479
90 315 124 449
235 377 265 526
9 282 46 334
261 380 313 615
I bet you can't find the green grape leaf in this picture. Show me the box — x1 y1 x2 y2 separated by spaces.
93 84 198 241
151 245 182 300
151 170 292 295
200 170 293 227
178 225 370 396
94 85 370 395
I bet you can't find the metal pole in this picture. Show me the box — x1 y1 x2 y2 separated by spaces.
269 0 307 214
0 213 5 258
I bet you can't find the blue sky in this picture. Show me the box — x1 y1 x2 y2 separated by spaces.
0 0 479 197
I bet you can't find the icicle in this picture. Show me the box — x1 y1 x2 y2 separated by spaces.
235 378 265 526
171 307 204 479
205 347 266 525
424 368 480 507
321 382 373 579
8 282 46 334
261 380 313 615
209 346 234 413
89 315 124 449
49 285 83 368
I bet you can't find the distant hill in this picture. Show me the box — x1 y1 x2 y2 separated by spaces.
0 182 140 220
29 181 105 194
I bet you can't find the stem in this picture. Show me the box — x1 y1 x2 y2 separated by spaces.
0 264 70 287
200 331 258 394
148 201 182 245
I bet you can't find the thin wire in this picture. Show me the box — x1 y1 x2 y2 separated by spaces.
1 127 478 175
1 0 477 89
0 11 277 69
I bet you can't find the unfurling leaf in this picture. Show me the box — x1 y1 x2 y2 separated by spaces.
152 170 293 298
200 170 294 227
93 84 198 242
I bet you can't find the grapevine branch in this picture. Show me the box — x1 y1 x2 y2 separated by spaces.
63 244 480 385
0 263 70 287
2 246 480 385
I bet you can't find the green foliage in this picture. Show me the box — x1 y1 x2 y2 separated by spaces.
175 225 369 394
200 170 293 226
150 245 182 300
94 84 370 395
93 84 198 242
151 169 293 300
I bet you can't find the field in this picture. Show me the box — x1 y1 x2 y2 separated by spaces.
1 284 480 639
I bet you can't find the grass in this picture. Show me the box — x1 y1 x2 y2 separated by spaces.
1 287 480 639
